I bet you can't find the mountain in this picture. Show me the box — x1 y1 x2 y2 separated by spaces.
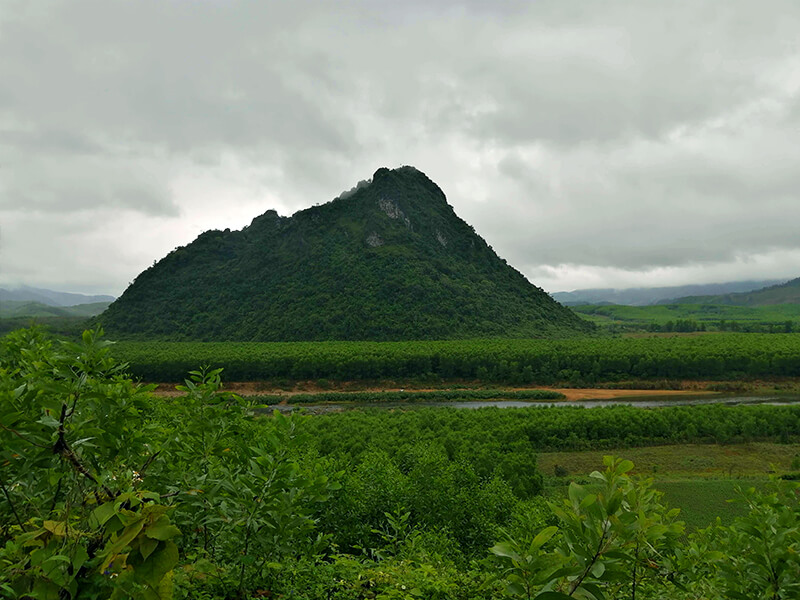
552 280 784 306
0 300 112 319
98 166 593 341
666 277 800 306
0 286 115 307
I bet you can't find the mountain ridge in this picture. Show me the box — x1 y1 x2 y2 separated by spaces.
552 280 786 306
98 166 593 341
665 277 800 306
0 300 111 319
0 286 115 307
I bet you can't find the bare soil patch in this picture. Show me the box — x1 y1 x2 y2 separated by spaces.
150 381 715 401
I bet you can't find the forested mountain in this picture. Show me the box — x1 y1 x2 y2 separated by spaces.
98 166 593 341
552 280 784 306
667 277 800 306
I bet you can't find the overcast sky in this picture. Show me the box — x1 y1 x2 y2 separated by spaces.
3 0 800 295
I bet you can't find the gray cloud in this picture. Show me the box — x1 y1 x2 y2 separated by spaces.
3 0 800 293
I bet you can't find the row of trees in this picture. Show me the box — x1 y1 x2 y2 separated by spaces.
302 403 800 460
113 334 800 383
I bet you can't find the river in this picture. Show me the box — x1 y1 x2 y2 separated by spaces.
260 394 800 414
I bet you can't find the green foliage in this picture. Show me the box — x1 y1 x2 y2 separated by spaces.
318 444 519 559
10 327 800 599
302 403 800 464
492 457 684 600
0 327 179 598
710 483 800 599
112 333 800 383
678 481 800 600
96 166 593 341
0 329 337 598
0 316 91 339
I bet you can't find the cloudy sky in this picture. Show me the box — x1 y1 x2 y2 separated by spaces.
3 0 800 296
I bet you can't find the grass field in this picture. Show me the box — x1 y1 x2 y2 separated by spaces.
574 303 800 329
656 479 758 529
537 442 800 478
539 442 796 529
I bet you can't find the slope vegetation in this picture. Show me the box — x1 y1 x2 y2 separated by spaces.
99 166 592 341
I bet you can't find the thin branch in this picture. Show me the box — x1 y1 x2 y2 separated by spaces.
0 423 49 449
52 403 115 500
139 450 161 475
0 471 26 532
631 540 638 600
48 477 63 514
570 519 610 596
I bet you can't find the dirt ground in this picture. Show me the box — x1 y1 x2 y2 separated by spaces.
150 381 716 401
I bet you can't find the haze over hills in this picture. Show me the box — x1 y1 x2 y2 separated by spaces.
666 277 800 306
98 166 594 341
0 300 111 319
0 286 115 307
552 280 785 306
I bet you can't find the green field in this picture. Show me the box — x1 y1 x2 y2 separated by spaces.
657 479 758 530
537 442 800 477
575 302 800 332
538 443 793 529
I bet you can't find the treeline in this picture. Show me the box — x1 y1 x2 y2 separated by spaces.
112 333 800 383
716 319 796 333
645 320 797 333
302 403 800 461
646 319 707 332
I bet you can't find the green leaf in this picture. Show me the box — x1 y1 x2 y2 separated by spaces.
139 536 159 561
72 545 89 572
130 540 179 590
590 561 606 578
605 493 622 515
581 582 608 600
43 520 66 536
93 502 117 526
100 519 145 571
491 541 521 562
568 482 586 506
145 520 181 541
36 414 60 429
617 459 634 474
535 592 574 600
531 526 559 550
507 582 526 596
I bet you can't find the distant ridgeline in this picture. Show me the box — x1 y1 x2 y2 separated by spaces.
666 277 800 306
98 166 593 341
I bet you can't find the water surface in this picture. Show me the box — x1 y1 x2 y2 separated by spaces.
260 394 800 414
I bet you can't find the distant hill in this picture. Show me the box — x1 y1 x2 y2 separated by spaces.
0 300 111 319
552 280 784 306
98 166 594 341
0 286 115 307
666 277 800 306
